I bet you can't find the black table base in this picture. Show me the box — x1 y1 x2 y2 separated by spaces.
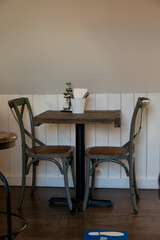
48 124 113 213
88 199 112 207
74 124 85 211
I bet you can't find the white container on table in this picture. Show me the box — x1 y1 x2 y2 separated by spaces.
71 98 86 114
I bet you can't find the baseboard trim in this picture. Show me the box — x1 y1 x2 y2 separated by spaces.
2 176 158 189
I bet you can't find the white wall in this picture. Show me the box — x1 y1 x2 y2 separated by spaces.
0 1 160 189
0 93 159 189
0 0 160 94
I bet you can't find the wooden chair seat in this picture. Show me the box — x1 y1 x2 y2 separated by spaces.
31 145 71 155
88 146 126 156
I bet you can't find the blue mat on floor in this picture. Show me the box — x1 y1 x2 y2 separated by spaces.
82 230 128 240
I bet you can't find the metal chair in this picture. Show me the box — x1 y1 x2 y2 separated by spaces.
0 172 28 240
8 97 76 211
83 97 150 214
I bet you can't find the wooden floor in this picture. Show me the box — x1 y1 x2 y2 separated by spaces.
0 187 160 240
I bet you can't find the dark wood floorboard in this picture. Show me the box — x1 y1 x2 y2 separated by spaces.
0 187 160 240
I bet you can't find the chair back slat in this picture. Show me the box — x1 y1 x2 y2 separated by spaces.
129 97 150 151
8 98 36 149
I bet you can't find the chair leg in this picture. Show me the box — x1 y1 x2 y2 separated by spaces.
18 157 27 209
89 159 96 198
70 155 76 191
129 162 139 214
82 157 91 211
133 159 140 199
89 170 95 199
30 162 37 196
62 158 72 211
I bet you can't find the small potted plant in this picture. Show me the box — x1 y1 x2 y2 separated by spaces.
63 82 73 111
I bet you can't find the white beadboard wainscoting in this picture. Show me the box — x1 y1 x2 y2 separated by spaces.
0 93 159 189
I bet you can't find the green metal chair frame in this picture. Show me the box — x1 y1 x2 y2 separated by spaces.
83 97 150 214
8 97 76 211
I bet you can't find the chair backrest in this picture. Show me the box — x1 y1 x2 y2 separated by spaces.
129 97 150 152
8 98 36 149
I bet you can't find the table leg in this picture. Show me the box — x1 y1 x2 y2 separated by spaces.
49 124 85 214
71 124 85 213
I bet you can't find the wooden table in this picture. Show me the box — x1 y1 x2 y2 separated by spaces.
34 110 121 213
0 132 27 239
0 131 19 238
0 131 18 150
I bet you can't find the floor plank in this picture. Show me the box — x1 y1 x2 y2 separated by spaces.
0 187 160 240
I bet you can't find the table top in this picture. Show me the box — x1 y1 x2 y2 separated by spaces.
0 131 18 150
34 110 121 127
